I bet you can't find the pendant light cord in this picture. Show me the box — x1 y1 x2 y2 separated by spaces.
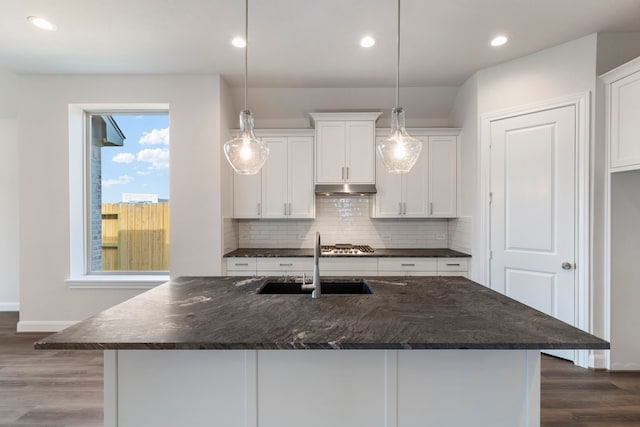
395 0 400 109
244 0 248 110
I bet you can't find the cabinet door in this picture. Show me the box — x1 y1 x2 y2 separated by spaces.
288 137 315 218
373 137 403 218
610 70 640 169
345 121 375 183
403 136 430 217
233 172 261 218
428 136 457 217
261 138 288 218
316 121 345 183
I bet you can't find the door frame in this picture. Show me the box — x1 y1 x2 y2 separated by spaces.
479 93 591 367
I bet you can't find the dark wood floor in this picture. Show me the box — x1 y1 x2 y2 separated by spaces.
1 312 640 426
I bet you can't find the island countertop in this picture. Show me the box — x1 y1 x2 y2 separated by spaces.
35 276 608 351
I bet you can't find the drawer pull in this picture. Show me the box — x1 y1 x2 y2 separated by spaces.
279 263 293 266
235 263 249 266
446 263 461 266
401 263 415 267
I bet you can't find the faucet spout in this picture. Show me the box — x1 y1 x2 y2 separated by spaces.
312 232 321 298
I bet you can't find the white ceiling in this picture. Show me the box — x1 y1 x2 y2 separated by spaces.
2 0 640 88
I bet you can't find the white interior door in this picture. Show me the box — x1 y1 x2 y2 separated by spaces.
490 105 576 361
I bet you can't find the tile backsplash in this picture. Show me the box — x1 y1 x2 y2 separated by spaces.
238 197 449 248
447 216 471 254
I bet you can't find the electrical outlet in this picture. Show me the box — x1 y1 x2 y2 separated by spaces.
436 233 446 240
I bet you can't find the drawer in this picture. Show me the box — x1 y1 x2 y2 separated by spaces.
378 257 437 272
437 258 469 272
319 257 378 272
226 258 257 271
256 257 313 272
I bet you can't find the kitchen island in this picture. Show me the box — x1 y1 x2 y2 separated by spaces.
36 276 607 427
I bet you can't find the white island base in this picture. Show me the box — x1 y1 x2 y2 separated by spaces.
104 349 540 427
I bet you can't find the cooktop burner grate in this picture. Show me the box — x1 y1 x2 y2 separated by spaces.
321 244 375 255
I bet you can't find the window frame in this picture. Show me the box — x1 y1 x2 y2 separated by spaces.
67 103 170 288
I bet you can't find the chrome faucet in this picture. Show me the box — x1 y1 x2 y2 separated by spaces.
312 232 321 298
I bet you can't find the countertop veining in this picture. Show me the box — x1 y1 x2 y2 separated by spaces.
35 276 607 351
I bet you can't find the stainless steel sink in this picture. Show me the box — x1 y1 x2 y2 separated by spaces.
257 279 373 295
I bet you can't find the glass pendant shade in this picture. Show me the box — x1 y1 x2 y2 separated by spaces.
377 107 422 173
224 109 269 175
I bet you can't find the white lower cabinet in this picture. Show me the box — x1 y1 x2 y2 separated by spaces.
256 257 313 277
226 256 469 278
226 258 257 276
320 257 378 276
378 257 438 276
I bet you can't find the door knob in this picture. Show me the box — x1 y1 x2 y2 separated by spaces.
561 262 575 270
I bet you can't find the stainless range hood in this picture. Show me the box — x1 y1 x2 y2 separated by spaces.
315 184 377 196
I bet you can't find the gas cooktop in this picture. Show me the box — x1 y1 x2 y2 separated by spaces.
321 244 375 255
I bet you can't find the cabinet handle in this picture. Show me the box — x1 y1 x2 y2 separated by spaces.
279 263 293 266
235 263 249 266
342 167 345 181
288 202 292 216
401 263 415 267
446 263 460 266
398 202 402 215
284 203 287 216
346 167 349 180
258 203 261 216
403 202 407 215
429 202 433 215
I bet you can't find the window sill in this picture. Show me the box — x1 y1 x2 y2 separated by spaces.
66 275 170 289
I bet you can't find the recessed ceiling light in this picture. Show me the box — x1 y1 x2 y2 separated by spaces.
490 35 509 47
27 16 56 31
360 36 375 48
232 37 246 48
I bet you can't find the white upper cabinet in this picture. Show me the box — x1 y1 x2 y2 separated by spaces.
428 136 457 217
233 130 314 219
372 130 459 219
373 136 428 218
233 172 261 219
602 56 640 171
311 112 381 184
261 137 288 218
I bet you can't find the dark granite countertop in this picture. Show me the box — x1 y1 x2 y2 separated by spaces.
35 276 608 351
224 248 471 258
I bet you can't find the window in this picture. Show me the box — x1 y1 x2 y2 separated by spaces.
69 104 169 287
87 112 170 273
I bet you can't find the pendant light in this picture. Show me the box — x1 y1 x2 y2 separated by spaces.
224 0 269 175
376 0 421 174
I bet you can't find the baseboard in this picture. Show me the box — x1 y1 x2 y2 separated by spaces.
17 320 79 333
0 302 19 311
589 350 608 370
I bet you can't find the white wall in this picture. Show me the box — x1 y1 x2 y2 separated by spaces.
220 77 239 256
18 75 224 326
0 71 19 311
448 74 478 263
234 87 458 129
451 35 599 285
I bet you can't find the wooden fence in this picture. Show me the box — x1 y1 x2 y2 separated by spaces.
101 203 169 271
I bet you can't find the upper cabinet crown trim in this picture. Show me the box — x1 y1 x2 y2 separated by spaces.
310 112 382 126
600 55 640 83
